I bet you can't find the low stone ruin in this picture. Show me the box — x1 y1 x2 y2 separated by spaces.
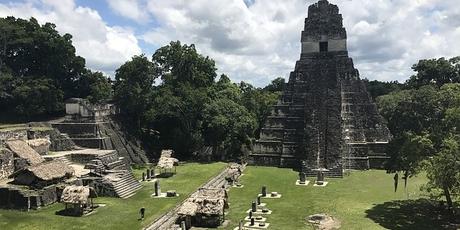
12 160 74 188
0 139 74 210
307 213 341 230
0 121 143 210
26 138 51 155
225 163 244 187
178 188 228 228
60 185 98 216
75 149 141 198
51 98 149 164
156 150 179 175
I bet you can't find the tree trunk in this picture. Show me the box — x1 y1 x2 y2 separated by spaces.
443 184 453 210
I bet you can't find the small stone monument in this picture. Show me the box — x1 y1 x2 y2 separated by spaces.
299 172 306 184
313 168 329 186
142 172 146 181
251 201 257 212
250 217 255 226
317 171 324 182
166 190 177 197
146 169 151 179
181 220 186 230
239 220 243 230
256 195 261 205
150 168 155 178
261 186 267 197
154 180 161 196
249 210 253 219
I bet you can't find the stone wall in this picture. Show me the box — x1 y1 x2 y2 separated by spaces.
0 185 58 210
14 158 28 172
0 129 28 146
70 153 98 165
0 148 14 179
26 139 50 155
82 177 117 197
52 123 98 138
71 138 104 149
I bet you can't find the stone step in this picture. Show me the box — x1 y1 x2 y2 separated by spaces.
115 185 142 198
115 184 142 195
111 173 142 198
55 156 72 165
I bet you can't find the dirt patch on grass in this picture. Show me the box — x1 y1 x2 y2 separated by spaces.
307 213 341 230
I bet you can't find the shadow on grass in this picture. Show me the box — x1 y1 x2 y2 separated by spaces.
365 198 459 230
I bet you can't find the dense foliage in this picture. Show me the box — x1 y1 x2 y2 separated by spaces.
364 79 403 100
376 58 460 209
0 17 112 120
114 41 282 160
406 57 460 88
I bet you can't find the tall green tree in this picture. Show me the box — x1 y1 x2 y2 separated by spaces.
406 57 460 88
364 79 402 100
378 82 460 208
11 78 64 118
202 75 257 159
77 71 112 103
114 55 156 132
424 136 460 209
145 41 218 157
0 17 86 97
0 16 105 119
263 77 285 92
240 79 282 136
152 41 216 88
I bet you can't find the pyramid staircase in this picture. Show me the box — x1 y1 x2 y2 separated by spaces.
55 155 72 166
109 171 142 199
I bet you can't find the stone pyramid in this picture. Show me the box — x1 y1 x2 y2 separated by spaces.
250 0 391 177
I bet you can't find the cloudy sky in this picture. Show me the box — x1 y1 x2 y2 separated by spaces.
0 0 459 87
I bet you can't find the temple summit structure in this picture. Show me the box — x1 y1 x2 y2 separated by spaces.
249 0 391 177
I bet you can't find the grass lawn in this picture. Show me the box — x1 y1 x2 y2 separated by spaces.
223 166 437 230
0 162 226 230
0 123 52 132
0 123 27 131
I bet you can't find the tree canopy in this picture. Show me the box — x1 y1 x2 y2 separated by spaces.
406 57 460 88
376 60 460 209
113 41 282 160
0 16 112 120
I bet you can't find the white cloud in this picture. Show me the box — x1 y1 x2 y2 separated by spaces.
142 0 306 85
0 0 142 76
2 0 460 86
106 0 149 22
139 0 460 86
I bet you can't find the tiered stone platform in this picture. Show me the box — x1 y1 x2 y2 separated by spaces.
250 0 391 177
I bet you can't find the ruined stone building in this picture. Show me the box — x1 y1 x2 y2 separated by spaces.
250 0 391 177
52 98 149 164
0 105 144 210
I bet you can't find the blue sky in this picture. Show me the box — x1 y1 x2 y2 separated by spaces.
75 0 159 54
0 0 459 87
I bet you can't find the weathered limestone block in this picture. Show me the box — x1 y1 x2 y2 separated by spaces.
0 148 14 179
0 129 28 146
26 138 51 155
